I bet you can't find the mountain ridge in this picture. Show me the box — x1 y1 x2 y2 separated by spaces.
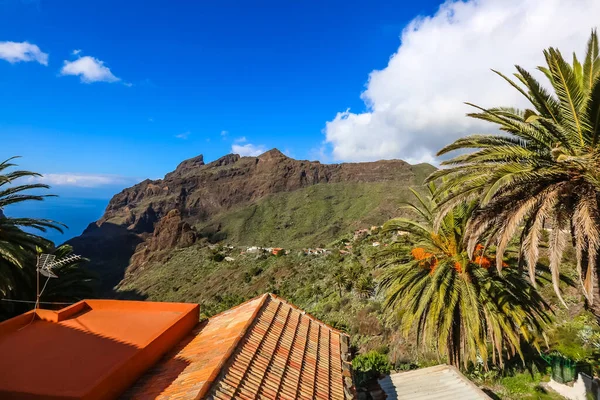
67 149 435 293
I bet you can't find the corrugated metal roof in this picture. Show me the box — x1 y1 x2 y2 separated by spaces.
378 365 491 400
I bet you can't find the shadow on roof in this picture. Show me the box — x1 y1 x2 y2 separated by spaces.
0 299 198 399
0 315 141 399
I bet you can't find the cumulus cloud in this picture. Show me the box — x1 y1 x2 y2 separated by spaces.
234 136 247 143
232 143 267 157
60 55 120 83
324 0 600 164
28 173 137 188
0 41 48 65
175 131 190 139
72 49 82 56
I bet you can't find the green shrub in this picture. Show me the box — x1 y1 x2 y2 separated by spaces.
395 362 418 372
500 372 546 397
244 265 264 282
211 252 225 262
352 351 391 388
275 248 285 257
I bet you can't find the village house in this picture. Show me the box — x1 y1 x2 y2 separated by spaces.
303 248 331 256
245 246 262 254
271 247 284 256
0 294 354 399
353 229 370 241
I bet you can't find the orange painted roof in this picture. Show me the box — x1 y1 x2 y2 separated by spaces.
0 299 198 400
126 294 351 399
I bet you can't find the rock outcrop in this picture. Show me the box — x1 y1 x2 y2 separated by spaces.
100 149 419 230
127 209 197 276
68 148 435 293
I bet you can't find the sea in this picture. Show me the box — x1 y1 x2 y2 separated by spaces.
5 197 109 245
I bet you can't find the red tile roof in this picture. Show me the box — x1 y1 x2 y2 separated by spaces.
124 295 266 399
125 294 351 399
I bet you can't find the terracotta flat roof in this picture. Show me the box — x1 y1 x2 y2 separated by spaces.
0 294 352 399
125 293 352 399
0 299 198 400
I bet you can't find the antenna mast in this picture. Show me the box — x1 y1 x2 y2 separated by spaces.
35 253 81 310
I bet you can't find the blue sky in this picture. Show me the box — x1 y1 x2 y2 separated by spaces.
1 0 439 196
2 0 599 200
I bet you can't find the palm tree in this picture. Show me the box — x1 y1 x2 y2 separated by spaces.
0 157 64 301
332 267 348 297
0 158 97 320
375 184 551 369
354 275 375 299
428 30 600 313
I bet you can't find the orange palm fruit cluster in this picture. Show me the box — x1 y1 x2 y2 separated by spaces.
411 248 438 274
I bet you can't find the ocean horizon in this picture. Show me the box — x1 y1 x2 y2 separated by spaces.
6 197 109 245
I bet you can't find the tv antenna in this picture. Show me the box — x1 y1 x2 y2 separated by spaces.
35 253 82 309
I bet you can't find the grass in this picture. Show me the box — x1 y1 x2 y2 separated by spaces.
493 371 562 400
196 180 427 248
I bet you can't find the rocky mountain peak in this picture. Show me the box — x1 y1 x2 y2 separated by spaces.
257 148 287 161
207 153 240 168
165 154 205 179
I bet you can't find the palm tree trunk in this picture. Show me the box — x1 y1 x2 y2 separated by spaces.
588 260 600 321
447 309 461 367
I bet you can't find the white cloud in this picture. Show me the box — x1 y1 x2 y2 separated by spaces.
221 130 229 137
0 41 48 65
175 131 190 139
72 49 82 56
234 136 247 143
232 143 267 157
60 55 120 83
324 0 600 164
29 173 137 188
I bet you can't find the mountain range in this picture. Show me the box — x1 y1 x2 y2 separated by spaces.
67 149 435 294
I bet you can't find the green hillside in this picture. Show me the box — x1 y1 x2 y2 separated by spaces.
115 228 590 400
116 231 414 348
197 163 436 248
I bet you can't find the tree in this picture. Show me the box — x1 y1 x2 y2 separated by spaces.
428 30 600 313
354 275 375 299
332 267 348 297
375 184 551 369
0 157 63 301
0 158 95 319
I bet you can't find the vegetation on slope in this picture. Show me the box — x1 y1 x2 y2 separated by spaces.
197 178 434 247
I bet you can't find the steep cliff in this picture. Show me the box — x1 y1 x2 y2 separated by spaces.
68 149 435 293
